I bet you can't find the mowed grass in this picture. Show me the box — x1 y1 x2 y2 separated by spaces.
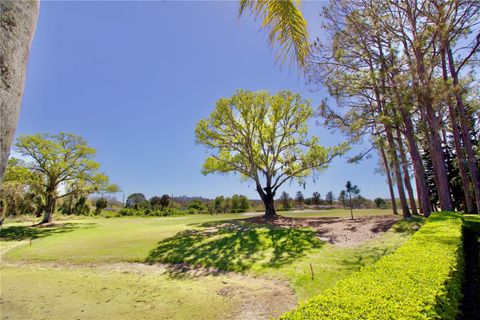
2 214 247 263
2 209 393 263
0 209 423 319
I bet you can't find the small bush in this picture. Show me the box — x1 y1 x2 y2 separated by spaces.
101 210 120 219
280 212 464 320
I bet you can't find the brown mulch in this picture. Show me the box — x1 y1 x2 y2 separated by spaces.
247 215 401 247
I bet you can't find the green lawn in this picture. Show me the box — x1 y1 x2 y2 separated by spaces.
1 209 422 319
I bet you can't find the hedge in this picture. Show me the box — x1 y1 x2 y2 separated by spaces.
280 212 464 320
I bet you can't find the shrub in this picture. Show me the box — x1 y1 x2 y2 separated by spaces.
101 210 120 219
374 197 387 208
95 197 108 215
187 208 199 215
118 207 192 217
280 212 463 320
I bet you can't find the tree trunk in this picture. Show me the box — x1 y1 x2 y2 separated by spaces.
385 126 411 218
446 43 480 213
0 1 39 184
396 130 418 215
387 57 431 216
399 108 432 216
415 55 453 211
441 50 475 213
415 178 423 214
41 193 55 224
349 194 353 220
264 193 277 218
423 105 453 211
379 145 398 215
257 185 277 218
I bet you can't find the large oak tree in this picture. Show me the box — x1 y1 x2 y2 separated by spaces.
195 90 347 217
15 132 117 223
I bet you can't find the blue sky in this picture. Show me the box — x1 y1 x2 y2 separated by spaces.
16 0 389 200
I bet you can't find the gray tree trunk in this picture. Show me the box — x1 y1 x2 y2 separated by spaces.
379 145 398 215
385 126 411 218
446 43 480 213
399 108 432 216
441 50 475 213
0 1 39 184
396 130 418 215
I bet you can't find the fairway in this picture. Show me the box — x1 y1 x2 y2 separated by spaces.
0 209 424 319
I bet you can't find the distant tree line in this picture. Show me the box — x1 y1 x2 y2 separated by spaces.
120 192 251 216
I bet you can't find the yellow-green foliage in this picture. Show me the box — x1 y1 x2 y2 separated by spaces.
281 212 464 320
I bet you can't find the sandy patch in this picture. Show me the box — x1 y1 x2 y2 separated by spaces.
247 215 400 247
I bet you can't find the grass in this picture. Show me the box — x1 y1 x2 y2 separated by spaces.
2 214 247 263
1 209 422 319
146 219 323 272
1 265 292 320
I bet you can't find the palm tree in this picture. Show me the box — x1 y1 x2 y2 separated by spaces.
0 1 39 184
238 0 310 70
345 181 360 220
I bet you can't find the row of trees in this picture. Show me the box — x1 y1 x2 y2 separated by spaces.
306 0 480 216
124 192 251 214
278 190 336 210
278 182 370 214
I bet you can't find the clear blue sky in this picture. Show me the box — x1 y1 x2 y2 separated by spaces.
17 0 390 201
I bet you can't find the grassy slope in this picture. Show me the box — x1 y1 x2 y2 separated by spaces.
1 209 422 319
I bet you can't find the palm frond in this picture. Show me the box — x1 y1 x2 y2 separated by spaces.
239 0 310 71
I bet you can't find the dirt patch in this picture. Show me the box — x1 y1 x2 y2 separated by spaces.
230 279 296 320
1 250 296 320
247 215 400 247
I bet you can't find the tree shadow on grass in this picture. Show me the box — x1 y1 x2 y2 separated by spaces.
0 223 97 241
461 215 480 320
145 220 323 276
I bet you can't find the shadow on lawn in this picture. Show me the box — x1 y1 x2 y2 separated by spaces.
461 215 480 320
146 220 323 276
0 223 96 241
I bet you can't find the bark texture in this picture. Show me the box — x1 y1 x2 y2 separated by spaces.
396 130 418 215
386 126 411 218
441 51 475 213
0 1 39 184
446 44 480 213
379 145 398 215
